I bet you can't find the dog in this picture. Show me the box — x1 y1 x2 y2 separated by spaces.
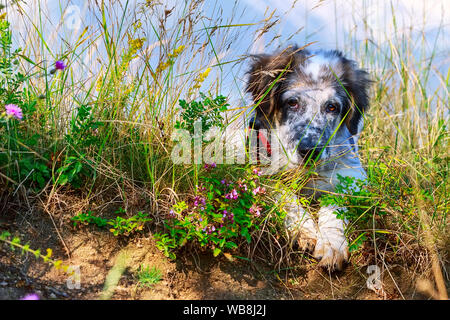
245 46 371 270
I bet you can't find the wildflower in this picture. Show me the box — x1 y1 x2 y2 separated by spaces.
203 225 217 235
21 293 40 300
155 45 185 74
203 162 216 171
168 45 185 59
221 179 226 185
252 186 266 196
237 179 247 191
222 210 234 224
196 183 206 192
249 204 262 217
55 60 67 70
225 189 239 200
193 196 206 207
189 67 212 95
168 210 176 218
4 104 23 120
252 168 262 176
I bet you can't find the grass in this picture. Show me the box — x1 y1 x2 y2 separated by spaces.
0 0 448 299
136 265 163 289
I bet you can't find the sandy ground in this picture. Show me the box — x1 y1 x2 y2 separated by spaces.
0 206 442 300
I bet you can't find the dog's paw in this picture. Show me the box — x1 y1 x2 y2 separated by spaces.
285 213 318 252
313 230 349 271
296 232 317 252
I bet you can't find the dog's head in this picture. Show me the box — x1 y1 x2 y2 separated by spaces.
246 46 370 163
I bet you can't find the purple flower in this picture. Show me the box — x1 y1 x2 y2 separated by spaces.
168 210 176 218
225 189 239 200
5 104 23 120
203 162 216 170
55 60 67 70
21 293 40 300
193 196 206 207
221 179 226 185
222 210 234 223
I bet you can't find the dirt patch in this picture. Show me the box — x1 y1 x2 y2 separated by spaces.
0 204 441 300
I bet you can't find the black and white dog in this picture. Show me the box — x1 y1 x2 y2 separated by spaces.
246 46 371 270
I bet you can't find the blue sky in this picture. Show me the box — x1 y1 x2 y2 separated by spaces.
6 0 449 106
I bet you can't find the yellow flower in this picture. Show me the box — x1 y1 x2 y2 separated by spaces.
155 45 185 75
189 67 212 95
168 45 185 59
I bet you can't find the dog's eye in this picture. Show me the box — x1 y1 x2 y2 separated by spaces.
326 103 339 113
287 98 298 108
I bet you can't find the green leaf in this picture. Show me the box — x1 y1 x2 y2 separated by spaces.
213 248 221 257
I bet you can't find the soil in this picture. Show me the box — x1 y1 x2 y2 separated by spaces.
0 203 443 300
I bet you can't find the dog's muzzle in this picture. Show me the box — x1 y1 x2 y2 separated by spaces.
296 134 324 161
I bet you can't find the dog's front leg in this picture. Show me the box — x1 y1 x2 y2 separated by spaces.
281 192 318 252
313 205 349 271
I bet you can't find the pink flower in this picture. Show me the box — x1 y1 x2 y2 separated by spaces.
203 225 217 234
196 184 206 192
5 104 23 120
236 179 247 191
252 168 262 176
225 189 239 200
252 186 266 196
249 204 262 217
21 293 40 300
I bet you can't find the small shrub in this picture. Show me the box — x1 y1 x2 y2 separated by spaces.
71 208 152 237
56 104 103 188
320 174 388 252
154 165 283 259
174 93 229 135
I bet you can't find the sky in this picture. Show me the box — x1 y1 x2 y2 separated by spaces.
4 0 449 107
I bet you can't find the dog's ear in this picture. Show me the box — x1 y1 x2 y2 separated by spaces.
246 47 301 121
338 56 372 136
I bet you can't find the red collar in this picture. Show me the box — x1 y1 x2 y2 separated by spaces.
248 126 272 163
257 130 272 157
